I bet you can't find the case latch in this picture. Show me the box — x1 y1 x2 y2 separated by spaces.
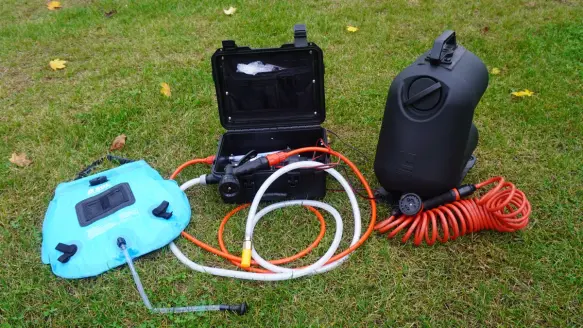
222 40 238 51
293 24 308 47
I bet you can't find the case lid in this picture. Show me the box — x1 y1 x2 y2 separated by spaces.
211 24 325 130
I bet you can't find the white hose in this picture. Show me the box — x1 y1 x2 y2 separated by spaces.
169 160 362 281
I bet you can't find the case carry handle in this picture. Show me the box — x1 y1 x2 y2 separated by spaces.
222 40 238 51
428 30 457 65
293 24 308 47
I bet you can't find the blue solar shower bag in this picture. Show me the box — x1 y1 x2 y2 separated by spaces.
41 158 191 279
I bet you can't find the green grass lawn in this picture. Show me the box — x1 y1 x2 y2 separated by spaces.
1 0 582 326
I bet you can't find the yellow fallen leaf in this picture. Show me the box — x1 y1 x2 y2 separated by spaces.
346 25 359 32
47 1 62 10
490 67 501 75
511 89 535 97
223 6 236 15
110 134 127 151
49 59 67 71
9 153 32 167
160 82 171 97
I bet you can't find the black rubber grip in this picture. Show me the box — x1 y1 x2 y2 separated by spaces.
232 157 269 176
220 303 248 315
457 184 477 197
422 190 457 210
421 185 476 210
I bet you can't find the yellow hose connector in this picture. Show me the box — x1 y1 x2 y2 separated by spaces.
241 240 252 268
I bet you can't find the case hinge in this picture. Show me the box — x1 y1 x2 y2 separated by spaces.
222 40 238 51
293 24 308 47
227 124 321 132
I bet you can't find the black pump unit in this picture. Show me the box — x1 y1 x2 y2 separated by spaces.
210 24 329 203
374 30 488 198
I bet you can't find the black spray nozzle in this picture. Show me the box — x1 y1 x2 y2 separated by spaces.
398 193 423 216
220 302 248 315
219 165 241 199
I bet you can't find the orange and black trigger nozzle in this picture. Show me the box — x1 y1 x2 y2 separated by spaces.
397 185 477 216
421 184 477 211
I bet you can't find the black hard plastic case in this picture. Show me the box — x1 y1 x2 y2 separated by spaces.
210 24 329 204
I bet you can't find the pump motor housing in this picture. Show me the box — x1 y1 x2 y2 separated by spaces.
374 31 488 198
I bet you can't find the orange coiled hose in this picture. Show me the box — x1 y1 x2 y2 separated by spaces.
374 177 531 246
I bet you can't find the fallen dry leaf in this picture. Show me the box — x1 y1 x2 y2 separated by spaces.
346 25 359 32
110 134 127 151
49 59 67 71
104 9 117 17
9 153 32 167
481 26 490 34
511 89 535 97
525 1 537 7
47 1 62 10
160 82 171 97
223 6 236 15
490 67 501 75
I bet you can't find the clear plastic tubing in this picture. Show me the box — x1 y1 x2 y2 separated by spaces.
120 241 246 314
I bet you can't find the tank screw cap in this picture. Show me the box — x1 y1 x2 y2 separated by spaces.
399 193 423 216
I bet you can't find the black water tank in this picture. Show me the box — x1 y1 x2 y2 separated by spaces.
374 31 488 198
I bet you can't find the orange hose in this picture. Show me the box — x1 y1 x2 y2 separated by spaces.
216 204 327 273
374 176 531 246
174 147 377 272
180 204 326 273
267 147 377 264
169 155 215 180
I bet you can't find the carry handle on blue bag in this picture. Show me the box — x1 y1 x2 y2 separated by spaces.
75 154 134 179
